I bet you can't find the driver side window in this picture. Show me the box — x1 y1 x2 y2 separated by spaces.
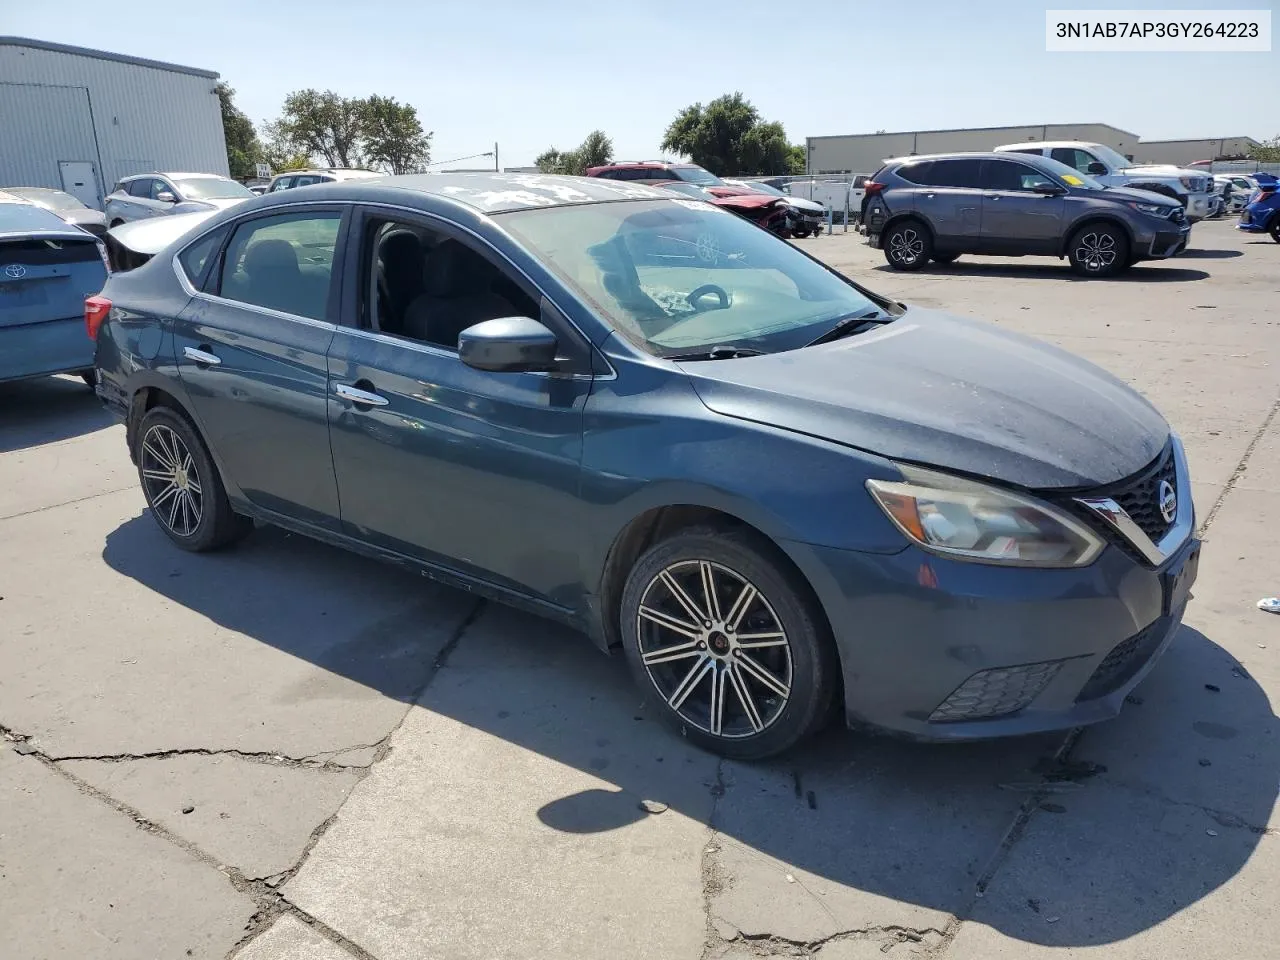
360 216 539 352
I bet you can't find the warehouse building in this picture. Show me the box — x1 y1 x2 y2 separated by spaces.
806 123 1140 175
1131 136 1262 166
0 37 227 210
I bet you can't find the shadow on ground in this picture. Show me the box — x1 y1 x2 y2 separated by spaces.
1177 248 1244 259
872 262 1210 282
103 516 1277 947
0 376 115 452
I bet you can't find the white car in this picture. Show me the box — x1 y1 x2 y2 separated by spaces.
104 173 254 226
993 141 1215 222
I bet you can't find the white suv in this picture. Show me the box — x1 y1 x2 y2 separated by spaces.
993 141 1213 222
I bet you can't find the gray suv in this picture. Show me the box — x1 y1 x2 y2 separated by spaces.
863 152 1190 278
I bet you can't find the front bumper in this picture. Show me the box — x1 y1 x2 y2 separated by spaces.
1147 223 1191 258
783 533 1199 741
1184 194 1211 221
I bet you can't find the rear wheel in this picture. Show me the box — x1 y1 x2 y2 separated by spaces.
1067 222 1129 278
882 220 932 271
620 527 837 759
1270 219 1280 243
133 406 252 552
79 369 96 390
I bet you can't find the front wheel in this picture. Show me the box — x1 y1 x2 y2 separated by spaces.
133 406 252 551
1270 219 1280 243
882 220 932 271
1067 223 1129 278
620 527 837 759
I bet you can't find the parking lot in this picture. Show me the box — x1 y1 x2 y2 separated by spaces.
2 217 1277 960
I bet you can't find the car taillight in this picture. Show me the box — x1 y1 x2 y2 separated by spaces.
864 181 885 195
85 295 112 340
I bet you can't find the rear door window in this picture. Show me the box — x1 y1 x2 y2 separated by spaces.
895 161 934 185
914 159 982 188
126 178 153 198
216 212 343 321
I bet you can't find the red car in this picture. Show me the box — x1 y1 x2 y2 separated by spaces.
586 161 758 199
649 181 791 236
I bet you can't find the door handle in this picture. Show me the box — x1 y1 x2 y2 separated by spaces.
183 346 221 366
335 383 389 407
984 194 1001 200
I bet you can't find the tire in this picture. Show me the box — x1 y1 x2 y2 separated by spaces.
1270 219 1280 243
109 219 124 228
882 220 932 271
79 369 97 390
931 252 960 264
619 526 837 760
1067 222 1129 278
133 405 252 552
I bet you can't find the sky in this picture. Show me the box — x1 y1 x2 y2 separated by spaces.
5 0 1277 169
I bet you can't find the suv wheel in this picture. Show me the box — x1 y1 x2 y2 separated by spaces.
883 220 932 271
1270 219 1280 243
134 406 252 551
1067 223 1129 278
620 527 837 760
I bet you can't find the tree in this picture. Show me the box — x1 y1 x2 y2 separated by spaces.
360 95 431 174
1249 134 1280 164
269 89 366 168
661 93 801 177
535 130 614 176
216 83 262 180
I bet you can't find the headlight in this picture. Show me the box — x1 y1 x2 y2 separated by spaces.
866 465 1104 567
1129 201 1168 216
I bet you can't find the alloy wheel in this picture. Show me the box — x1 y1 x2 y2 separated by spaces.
1074 231 1117 272
888 228 923 265
140 424 204 538
636 559 793 738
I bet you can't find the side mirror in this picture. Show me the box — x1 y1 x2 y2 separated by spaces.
458 316 558 373
1086 162 1108 176
156 191 176 203
1033 183 1067 196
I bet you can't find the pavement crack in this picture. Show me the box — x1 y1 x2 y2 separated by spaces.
44 746 366 770
0 484 136 523
711 923 948 957
1200 395 1279 535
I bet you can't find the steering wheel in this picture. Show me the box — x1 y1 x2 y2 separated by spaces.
687 284 729 311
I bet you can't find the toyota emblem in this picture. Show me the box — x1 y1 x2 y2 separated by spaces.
4 263 26 279
1158 479 1177 524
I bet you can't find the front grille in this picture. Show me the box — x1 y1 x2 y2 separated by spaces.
1076 619 1165 701
929 660 1063 722
1055 442 1177 563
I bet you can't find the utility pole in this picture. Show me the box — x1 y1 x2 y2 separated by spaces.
494 142 499 172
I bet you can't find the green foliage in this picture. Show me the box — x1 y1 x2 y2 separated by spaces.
535 130 614 175
660 93 803 176
360 95 432 174
1249 134 1280 164
215 83 262 180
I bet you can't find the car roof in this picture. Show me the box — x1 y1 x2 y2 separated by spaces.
278 172 667 213
273 168 383 180
122 172 225 181
0 192 91 236
886 151 1042 164
993 141 1106 151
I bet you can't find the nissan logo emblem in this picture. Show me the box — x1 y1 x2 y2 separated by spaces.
4 263 26 279
1158 479 1177 524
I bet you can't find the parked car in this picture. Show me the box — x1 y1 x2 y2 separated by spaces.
104 209 219 272
863 152 1189 277
104 173 255 226
0 192 108 387
91 173 1198 758
723 179 828 237
586 161 725 186
2 187 108 237
264 168 383 193
993 141 1215 222
652 181 791 236
1237 173 1280 242
1218 174 1258 211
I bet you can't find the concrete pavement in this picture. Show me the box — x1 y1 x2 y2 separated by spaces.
1 219 1275 959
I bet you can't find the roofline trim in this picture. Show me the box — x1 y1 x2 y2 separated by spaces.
0 36 219 79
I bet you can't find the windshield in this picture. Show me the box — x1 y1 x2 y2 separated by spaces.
660 182 714 200
7 188 86 211
174 177 254 200
1087 144 1134 172
1035 156 1105 190
499 199 884 357
672 166 724 186
744 182 786 197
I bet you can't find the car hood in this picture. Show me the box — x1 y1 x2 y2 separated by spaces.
783 197 826 214
681 308 1169 489
1074 185 1181 208
712 193 784 210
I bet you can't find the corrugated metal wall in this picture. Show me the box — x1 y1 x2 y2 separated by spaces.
0 41 227 207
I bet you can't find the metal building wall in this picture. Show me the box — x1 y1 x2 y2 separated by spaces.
0 39 226 205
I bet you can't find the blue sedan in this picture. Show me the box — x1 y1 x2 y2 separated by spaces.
91 173 1198 758
1 192 108 386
